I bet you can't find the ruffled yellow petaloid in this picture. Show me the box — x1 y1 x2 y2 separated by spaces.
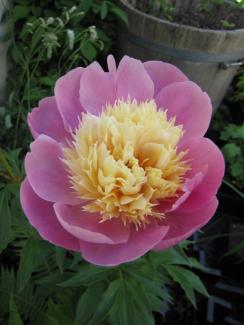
63 100 189 227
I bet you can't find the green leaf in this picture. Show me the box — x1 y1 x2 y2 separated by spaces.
235 124 244 140
166 265 196 308
222 143 241 160
17 238 42 291
81 41 97 61
0 190 13 254
150 248 189 267
69 252 81 269
188 257 204 270
36 272 68 286
88 279 120 325
220 124 244 141
31 26 45 51
10 46 24 64
0 268 15 315
12 5 29 23
79 0 93 13
0 149 16 179
39 76 55 87
184 269 209 297
125 268 165 298
8 296 24 325
75 282 106 325
110 7 128 25
58 264 114 287
44 314 59 325
45 299 73 325
110 277 129 325
221 19 236 29
125 279 155 325
100 2 109 19
165 265 209 308
55 247 66 274
231 160 244 178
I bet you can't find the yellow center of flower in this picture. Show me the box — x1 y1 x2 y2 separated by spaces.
63 100 189 227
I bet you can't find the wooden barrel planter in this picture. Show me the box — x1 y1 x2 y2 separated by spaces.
0 0 10 105
117 0 244 110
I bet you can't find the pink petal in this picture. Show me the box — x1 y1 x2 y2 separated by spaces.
25 135 80 205
20 178 80 251
79 223 169 266
144 61 188 97
153 197 218 251
79 62 116 115
155 81 212 138
107 54 116 74
54 203 130 245
177 138 225 213
158 171 206 213
116 56 154 102
28 97 71 144
55 67 84 130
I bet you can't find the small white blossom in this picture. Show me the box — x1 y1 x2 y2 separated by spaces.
47 17 54 25
67 29 75 50
69 6 77 14
39 17 46 26
88 25 98 41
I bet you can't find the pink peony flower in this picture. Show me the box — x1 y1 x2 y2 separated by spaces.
20 55 225 266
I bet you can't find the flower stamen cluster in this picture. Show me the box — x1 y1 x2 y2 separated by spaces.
63 99 189 228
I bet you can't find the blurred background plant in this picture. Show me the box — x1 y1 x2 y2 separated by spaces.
211 68 244 196
0 0 128 149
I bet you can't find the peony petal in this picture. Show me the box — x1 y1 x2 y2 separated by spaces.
158 171 206 213
54 203 130 244
25 135 79 205
153 197 218 251
116 56 154 102
28 97 71 143
79 223 169 266
107 54 117 74
177 138 225 213
155 81 212 138
144 61 188 97
79 62 116 115
20 178 80 251
55 67 84 130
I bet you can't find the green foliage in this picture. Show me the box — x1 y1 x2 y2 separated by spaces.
210 68 244 193
136 0 175 20
8 296 24 325
221 19 236 29
220 123 244 190
198 0 244 11
148 0 175 21
0 238 208 324
0 187 13 254
232 68 244 102
197 0 225 11
0 0 126 149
